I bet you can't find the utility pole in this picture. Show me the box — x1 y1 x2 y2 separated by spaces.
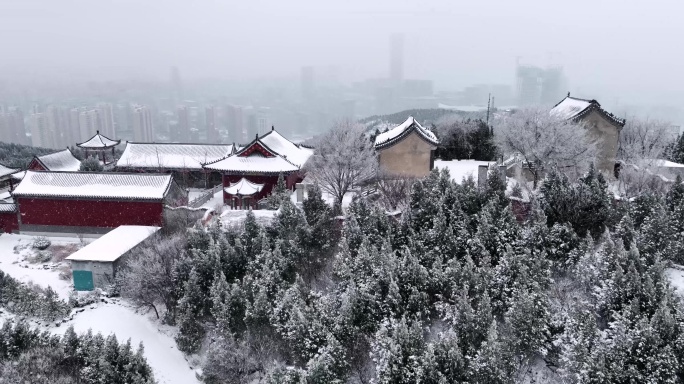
486 93 491 127
490 96 495 135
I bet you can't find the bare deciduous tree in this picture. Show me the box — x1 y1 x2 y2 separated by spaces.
375 174 414 212
305 121 378 213
117 232 187 320
618 117 674 162
617 117 676 197
494 108 597 188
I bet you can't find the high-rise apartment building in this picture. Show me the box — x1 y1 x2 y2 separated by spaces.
205 106 218 143
114 104 129 132
45 106 68 148
516 64 566 106
132 105 154 142
97 103 115 137
175 105 190 142
0 114 10 144
256 107 271 136
0 107 28 145
78 109 100 142
69 108 82 145
29 113 50 148
225 105 245 143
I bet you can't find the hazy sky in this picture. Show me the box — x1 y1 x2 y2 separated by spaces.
1 0 682 103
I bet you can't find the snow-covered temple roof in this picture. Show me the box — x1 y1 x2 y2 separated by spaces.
0 163 19 179
10 171 25 181
34 149 82 172
117 142 235 170
66 225 160 262
203 128 311 174
12 171 174 201
550 95 626 127
224 178 264 196
77 131 121 149
374 116 439 150
259 129 313 168
204 153 299 174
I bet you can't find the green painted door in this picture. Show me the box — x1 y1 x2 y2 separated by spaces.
73 270 94 291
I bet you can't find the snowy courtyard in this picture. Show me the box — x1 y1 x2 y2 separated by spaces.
434 159 494 184
0 233 200 384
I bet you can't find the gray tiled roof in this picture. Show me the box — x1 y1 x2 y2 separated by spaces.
12 171 173 201
36 149 82 172
118 142 234 170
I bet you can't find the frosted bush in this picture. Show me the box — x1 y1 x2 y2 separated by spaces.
32 236 51 250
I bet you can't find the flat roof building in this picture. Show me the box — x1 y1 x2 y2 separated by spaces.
67 225 160 290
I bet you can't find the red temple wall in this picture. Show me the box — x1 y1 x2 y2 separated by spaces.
17 198 164 228
0 211 18 233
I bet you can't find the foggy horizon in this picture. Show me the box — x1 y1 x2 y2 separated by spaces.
2 0 682 106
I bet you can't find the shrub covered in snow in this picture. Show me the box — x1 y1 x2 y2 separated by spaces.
68 290 101 308
79 155 104 172
34 250 53 263
0 270 70 321
32 236 51 250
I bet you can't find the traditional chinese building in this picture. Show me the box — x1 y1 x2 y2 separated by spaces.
203 128 313 209
0 163 20 190
117 142 235 188
12 171 187 234
551 94 626 175
76 131 120 166
374 116 439 178
28 149 81 172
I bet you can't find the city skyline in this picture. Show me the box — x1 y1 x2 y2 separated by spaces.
1 0 682 107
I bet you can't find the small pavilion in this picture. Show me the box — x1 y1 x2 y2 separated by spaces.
224 178 265 209
77 131 121 165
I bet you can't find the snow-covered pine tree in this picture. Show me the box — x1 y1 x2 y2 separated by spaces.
468 321 511 384
175 268 207 353
370 316 426 384
502 282 550 364
267 172 291 209
416 329 466 384
302 333 349 383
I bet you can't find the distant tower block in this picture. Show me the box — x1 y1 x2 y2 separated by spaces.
390 33 405 85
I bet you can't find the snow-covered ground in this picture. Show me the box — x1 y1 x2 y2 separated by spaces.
0 234 82 300
220 209 277 227
666 266 684 296
0 232 200 384
201 188 224 209
53 302 200 384
187 189 205 202
291 188 355 211
434 159 493 184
